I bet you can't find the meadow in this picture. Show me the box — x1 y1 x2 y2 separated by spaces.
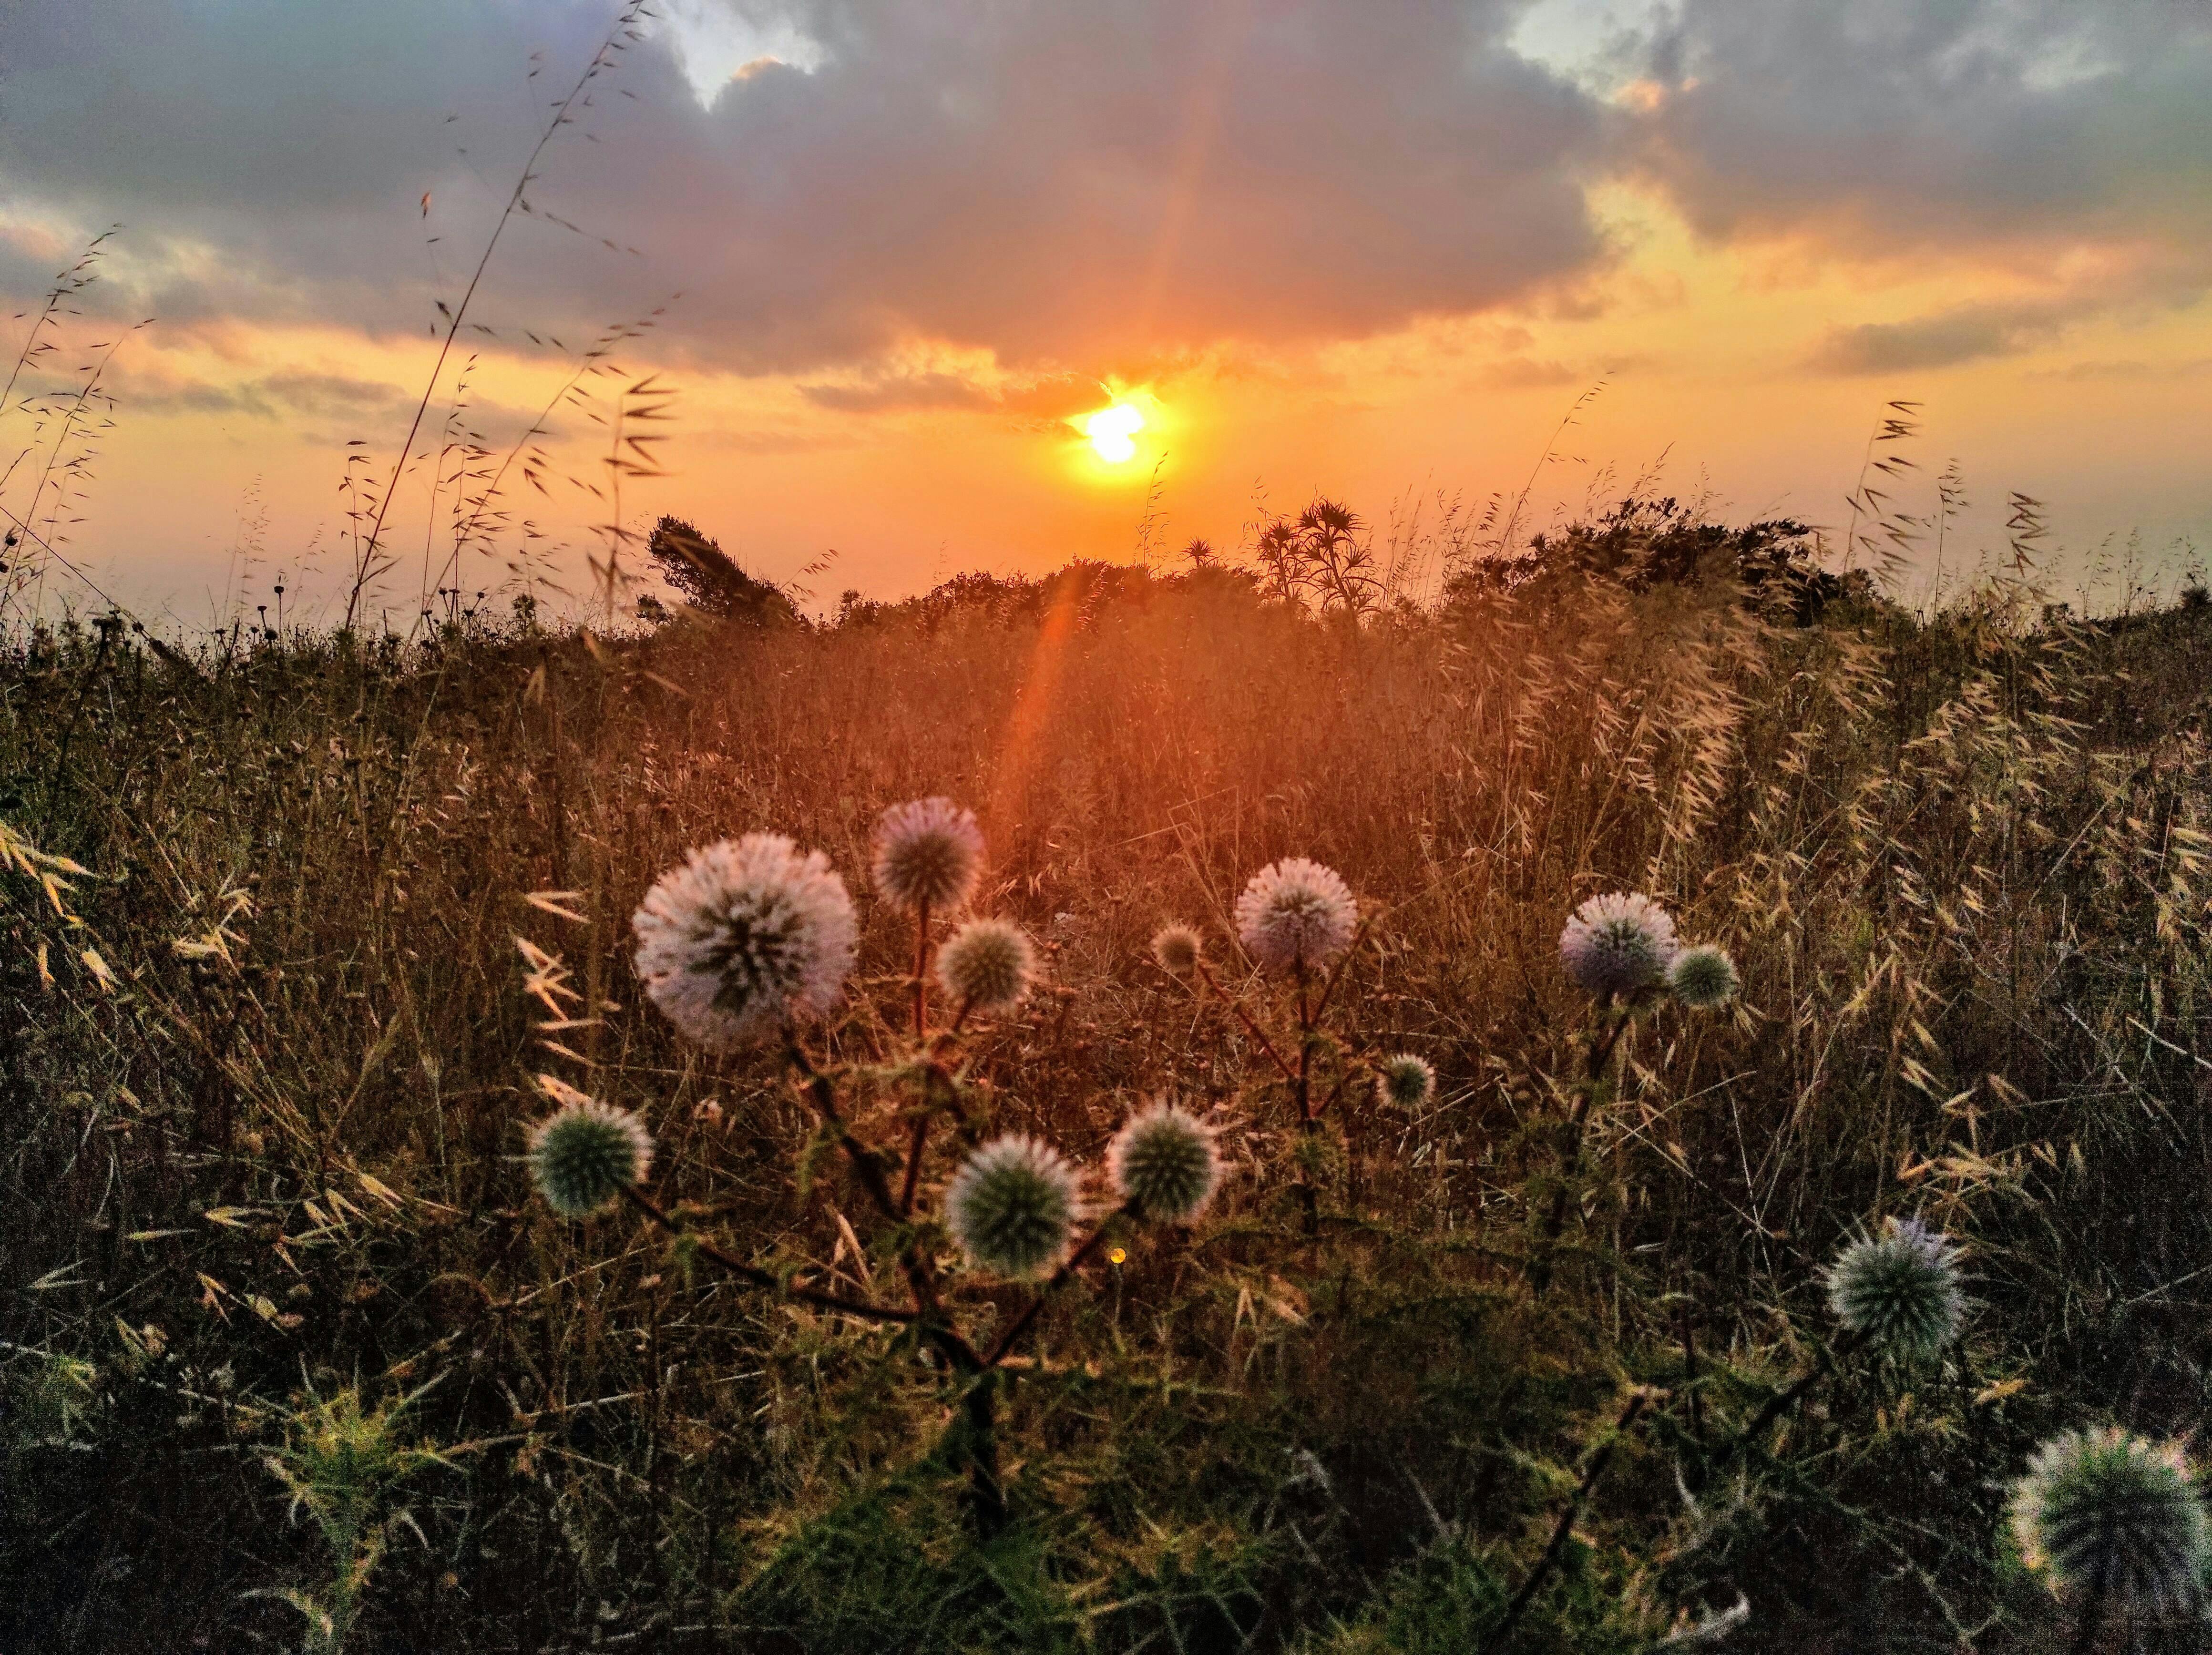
4 519 2212 1653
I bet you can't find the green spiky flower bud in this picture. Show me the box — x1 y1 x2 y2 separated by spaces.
1107 1103 1220 1223
1151 923 1202 976
528 1096 653 1218
946 1135 1078 1278
2011 1427 2210 1618
1668 944 1740 1010
1375 1053 1437 1111
1825 1216 1965 1363
937 917 1035 1012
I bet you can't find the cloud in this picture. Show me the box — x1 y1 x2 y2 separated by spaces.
1626 0 2212 255
798 372 999 413
1808 302 2070 374
0 0 1617 376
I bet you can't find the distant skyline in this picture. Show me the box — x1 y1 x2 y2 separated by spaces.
2 0 2207 628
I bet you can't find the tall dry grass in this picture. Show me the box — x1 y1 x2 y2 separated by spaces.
4 549 2212 1652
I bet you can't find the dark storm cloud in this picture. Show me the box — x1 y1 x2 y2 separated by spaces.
1808 302 2069 374
1629 0 2212 250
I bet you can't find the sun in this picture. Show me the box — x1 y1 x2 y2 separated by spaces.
1083 402 1145 464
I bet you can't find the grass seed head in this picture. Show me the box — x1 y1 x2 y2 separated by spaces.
2010 1426 2210 1618
529 1098 653 1218
1559 891 1679 1000
946 1134 1080 1278
632 833 858 1048
1108 1102 1220 1223
1669 943 1740 1010
1826 1215 1965 1362
1234 857 1357 974
938 917 1036 1012
1376 1053 1437 1111
871 796 983 914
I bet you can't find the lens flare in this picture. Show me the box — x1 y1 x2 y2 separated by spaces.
1084 403 1144 463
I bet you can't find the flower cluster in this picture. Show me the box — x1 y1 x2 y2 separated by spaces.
1235 858 1357 974
1107 1103 1220 1223
872 796 983 914
1375 1053 1437 1112
938 917 1036 1013
946 1135 1083 1278
1558 891 1739 1011
632 834 858 1048
528 1093 654 1218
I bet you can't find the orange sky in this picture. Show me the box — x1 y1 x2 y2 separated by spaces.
2 0 2206 628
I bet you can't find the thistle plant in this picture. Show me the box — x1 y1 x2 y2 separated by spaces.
2010 1427 2210 1646
519 798 1230 1534
1539 892 1740 1278
1825 1216 1966 1364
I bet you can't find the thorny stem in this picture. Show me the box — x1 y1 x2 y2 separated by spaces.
1700 1328 1862 1485
1478 1389 1651 1655
1309 919 1371 1029
982 1213 1126 1369
912 898 931 1042
1192 958 1297 1084
1534 1004 1631 1287
620 1186 918 1325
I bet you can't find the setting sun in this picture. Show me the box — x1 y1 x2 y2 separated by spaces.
1083 402 1145 464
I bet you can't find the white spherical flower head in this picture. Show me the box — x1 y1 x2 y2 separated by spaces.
946 1135 1080 1278
1151 923 1202 976
1376 1054 1437 1112
1825 1216 1966 1363
528 1099 653 1218
872 796 983 914
937 918 1036 1012
2011 1427 2209 1618
1108 1103 1220 1223
632 834 859 1049
1234 858 1358 974
1558 891 1680 1000
1669 944 1740 1010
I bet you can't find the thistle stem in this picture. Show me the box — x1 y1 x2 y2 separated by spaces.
983 1213 1125 1369
1192 958 1297 1083
913 898 931 1041
1479 1389 1650 1655
619 1186 918 1325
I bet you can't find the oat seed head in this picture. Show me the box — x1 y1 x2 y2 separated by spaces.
632 833 858 1050
872 796 983 914
1234 858 1357 974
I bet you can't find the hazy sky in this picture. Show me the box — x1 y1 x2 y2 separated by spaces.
2 0 2207 627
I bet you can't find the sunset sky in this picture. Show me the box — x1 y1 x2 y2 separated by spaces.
2 0 2207 628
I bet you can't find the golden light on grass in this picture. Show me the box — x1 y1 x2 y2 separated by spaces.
1083 402 1145 464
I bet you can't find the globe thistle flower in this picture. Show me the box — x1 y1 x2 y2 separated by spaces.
1107 1103 1220 1223
945 1135 1080 1278
633 834 858 1050
872 796 983 914
1376 1053 1437 1112
1558 891 1679 1000
1825 1216 1966 1363
1234 858 1358 974
937 918 1036 1012
528 1097 653 1218
1669 944 1741 1010
2010 1427 2210 1618
1151 922 1202 976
